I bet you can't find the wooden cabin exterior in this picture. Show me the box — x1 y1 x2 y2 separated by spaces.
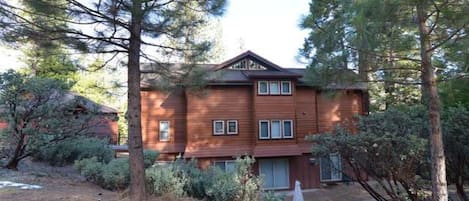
0 94 119 144
140 51 368 189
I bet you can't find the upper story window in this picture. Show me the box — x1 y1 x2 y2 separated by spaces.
258 81 269 95
281 81 291 95
258 81 292 95
213 120 238 135
228 59 267 70
259 120 294 140
269 81 280 95
213 120 225 135
159 121 170 141
271 120 282 139
227 120 238 134
259 120 270 139
283 120 293 138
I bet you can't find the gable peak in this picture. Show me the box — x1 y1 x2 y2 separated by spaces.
214 50 284 71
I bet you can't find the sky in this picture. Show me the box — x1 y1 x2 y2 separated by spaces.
221 0 311 68
0 0 311 72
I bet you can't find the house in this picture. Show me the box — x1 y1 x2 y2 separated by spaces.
0 93 119 144
140 51 368 190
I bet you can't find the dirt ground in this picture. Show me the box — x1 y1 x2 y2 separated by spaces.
0 159 467 201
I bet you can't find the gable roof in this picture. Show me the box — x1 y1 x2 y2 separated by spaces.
213 50 285 71
140 51 367 90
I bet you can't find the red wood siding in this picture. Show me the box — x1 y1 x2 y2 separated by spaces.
141 89 187 153
295 87 318 146
88 114 119 144
253 80 297 149
185 86 253 157
317 90 362 133
0 121 6 129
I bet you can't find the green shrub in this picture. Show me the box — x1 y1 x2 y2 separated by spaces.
203 167 239 201
145 156 261 201
143 149 159 168
101 158 130 190
36 136 114 166
75 149 159 190
74 157 104 183
262 191 285 201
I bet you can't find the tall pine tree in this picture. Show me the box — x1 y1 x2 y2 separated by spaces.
301 0 469 200
0 1 226 200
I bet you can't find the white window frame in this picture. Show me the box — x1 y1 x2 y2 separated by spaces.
213 120 225 135
214 160 236 172
282 120 294 138
320 153 343 182
159 121 170 142
269 81 280 95
270 120 282 139
259 158 290 190
281 81 292 95
258 81 269 95
226 120 238 135
259 120 270 139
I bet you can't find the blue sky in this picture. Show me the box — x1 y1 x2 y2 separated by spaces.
221 0 311 68
0 0 311 71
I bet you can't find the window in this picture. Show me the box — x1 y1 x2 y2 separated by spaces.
259 159 289 189
259 120 294 139
215 161 236 172
159 121 170 141
283 120 293 138
270 120 281 139
320 153 342 182
213 120 225 135
269 81 280 94
259 120 270 139
281 81 291 95
258 80 292 95
227 120 238 134
258 81 269 95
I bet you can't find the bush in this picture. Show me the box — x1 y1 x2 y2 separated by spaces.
146 163 187 197
262 191 285 201
74 157 104 183
145 156 261 201
101 158 130 190
75 149 159 190
143 149 159 168
36 136 114 166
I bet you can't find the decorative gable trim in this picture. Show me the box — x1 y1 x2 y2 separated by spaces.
213 50 285 71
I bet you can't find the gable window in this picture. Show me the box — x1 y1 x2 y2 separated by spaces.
259 120 270 139
258 81 269 95
215 160 236 172
270 120 281 139
213 120 225 135
269 81 280 95
159 121 170 141
259 120 294 139
228 59 267 70
283 120 293 138
281 81 291 95
227 120 238 134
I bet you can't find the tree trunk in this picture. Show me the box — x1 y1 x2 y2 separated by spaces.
5 132 27 170
5 157 20 170
416 2 448 201
128 1 146 200
456 177 469 201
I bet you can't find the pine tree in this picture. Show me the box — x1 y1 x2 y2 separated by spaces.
0 1 226 200
301 1 469 200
